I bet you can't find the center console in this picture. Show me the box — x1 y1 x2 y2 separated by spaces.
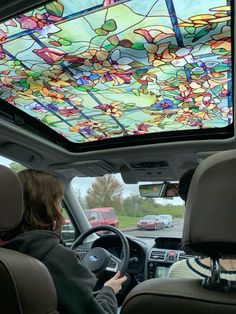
147 237 193 279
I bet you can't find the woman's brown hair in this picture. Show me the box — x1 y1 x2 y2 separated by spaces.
16 169 65 234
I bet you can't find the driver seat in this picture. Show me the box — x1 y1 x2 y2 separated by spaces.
0 165 59 314
121 150 236 314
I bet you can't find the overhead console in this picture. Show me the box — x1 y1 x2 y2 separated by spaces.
146 237 194 279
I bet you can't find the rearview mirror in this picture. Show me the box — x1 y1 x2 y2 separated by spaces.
139 182 179 198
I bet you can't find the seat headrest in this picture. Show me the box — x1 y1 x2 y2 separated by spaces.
182 150 236 258
0 165 23 231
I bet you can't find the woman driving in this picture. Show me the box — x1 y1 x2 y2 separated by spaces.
0 169 127 314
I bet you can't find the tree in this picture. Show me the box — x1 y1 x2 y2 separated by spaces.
85 174 123 210
122 194 156 217
122 194 142 217
9 162 26 173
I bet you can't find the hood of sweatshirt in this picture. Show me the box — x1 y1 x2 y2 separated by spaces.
1 230 61 260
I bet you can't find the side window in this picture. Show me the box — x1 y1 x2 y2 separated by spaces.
90 212 98 220
61 214 75 247
0 157 26 173
97 212 103 220
110 209 116 218
104 212 111 219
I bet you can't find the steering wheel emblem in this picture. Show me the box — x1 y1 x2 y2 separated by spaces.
89 255 99 262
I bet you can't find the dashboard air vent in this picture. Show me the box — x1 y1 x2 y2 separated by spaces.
178 252 193 261
150 249 166 261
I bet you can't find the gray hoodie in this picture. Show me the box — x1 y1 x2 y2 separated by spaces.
2 230 117 314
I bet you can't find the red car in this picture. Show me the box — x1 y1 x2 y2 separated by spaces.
85 207 119 228
137 215 164 230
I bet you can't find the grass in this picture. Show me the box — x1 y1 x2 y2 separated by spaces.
118 215 141 228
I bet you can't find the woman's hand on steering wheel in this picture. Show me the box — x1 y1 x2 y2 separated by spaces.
104 271 127 294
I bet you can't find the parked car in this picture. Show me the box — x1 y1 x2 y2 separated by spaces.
157 215 174 228
84 207 119 228
137 215 165 230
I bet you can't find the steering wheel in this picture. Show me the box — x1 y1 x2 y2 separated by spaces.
71 225 130 278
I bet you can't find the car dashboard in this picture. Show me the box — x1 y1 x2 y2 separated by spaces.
76 234 194 284
91 235 194 282
146 237 193 280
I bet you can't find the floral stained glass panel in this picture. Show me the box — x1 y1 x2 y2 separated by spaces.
0 0 232 143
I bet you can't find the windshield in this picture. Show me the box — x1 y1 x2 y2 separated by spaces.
72 174 184 238
159 215 171 219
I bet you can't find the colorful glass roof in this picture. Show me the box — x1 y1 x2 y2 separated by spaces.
0 0 232 143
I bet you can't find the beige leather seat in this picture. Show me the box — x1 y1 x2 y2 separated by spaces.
0 165 58 314
121 150 236 314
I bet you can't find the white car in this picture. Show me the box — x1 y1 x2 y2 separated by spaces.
157 215 174 228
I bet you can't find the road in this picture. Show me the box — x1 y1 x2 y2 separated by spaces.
122 219 183 238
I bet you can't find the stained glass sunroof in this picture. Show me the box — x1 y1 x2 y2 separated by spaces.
0 0 232 144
